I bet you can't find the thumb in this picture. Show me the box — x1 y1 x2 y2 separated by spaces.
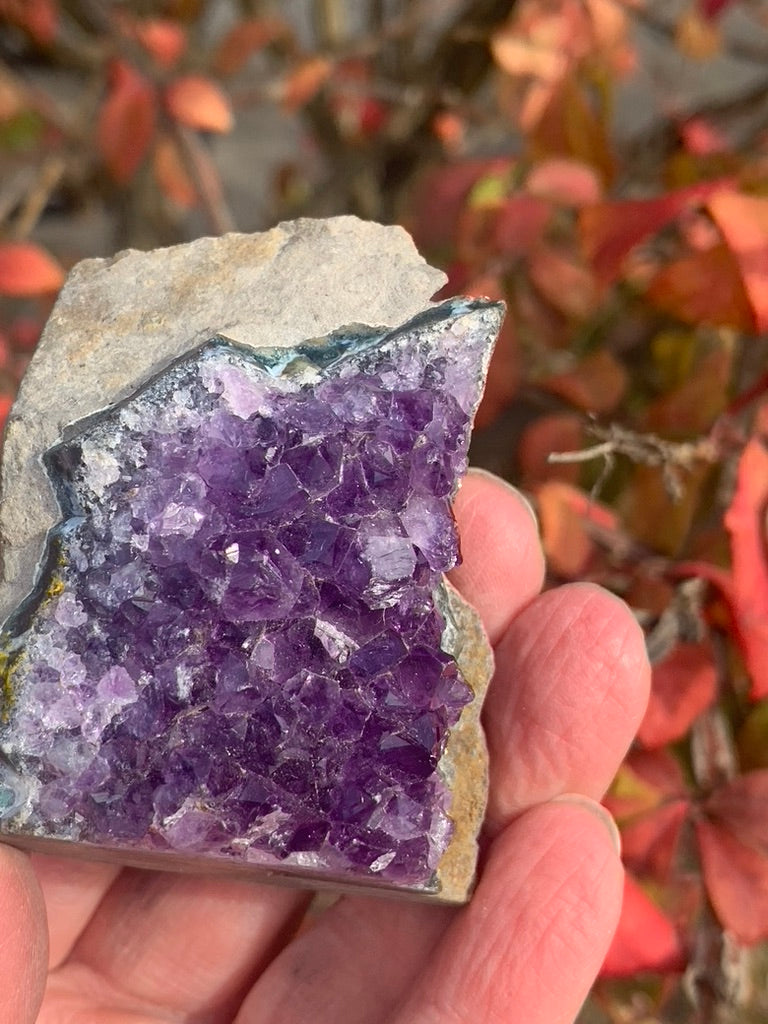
0 845 47 1024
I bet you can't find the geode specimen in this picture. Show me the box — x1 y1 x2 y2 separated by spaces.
0 219 500 901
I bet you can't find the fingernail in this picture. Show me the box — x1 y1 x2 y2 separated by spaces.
466 467 539 532
549 794 622 857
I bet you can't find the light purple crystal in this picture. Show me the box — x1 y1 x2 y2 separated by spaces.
0 298 501 893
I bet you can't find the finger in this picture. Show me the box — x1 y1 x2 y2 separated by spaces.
0 845 48 1024
484 582 650 834
450 468 544 644
389 798 623 1024
485 583 649 825
30 854 120 969
56 872 309 1021
235 897 452 1024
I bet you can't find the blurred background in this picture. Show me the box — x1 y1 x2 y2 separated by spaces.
3 1 768 1020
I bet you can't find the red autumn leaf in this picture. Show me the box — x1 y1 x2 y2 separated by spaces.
542 348 627 414
604 748 687 822
492 195 551 260
699 0 735 18
8 315 42 351
525 157 602 206
153 134 196 208
708 192 768 332
580 179 731 284
704 770 768 857
724 428 768 700
280 57 333 112
330 60 389 142
166 75 233 134
535 480 617 577
696 819 768 944
0 242 64 296
134 19 187 70
529 244 599 320
600 874 686 977
0 0 57 44
620 799 689 881
646 243 753 333
519 413 584 486
214 17 290 76
638 641 718 748
406 160 511 253
97 62 156 184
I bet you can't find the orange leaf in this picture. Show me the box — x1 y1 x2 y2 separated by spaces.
134 19 186 70
214 17 289 76
724 428 768 700
97 62 156 184
153 134 196 208
543 348 627 413
676 9 721 60
0 242 64 296
697 819 768 944
519 413 584 486
280 57 333 112
580 179 731 284
643 345 734 436
638 641 718 749
535 480 617 577
166 75 233 133
491 28 567 82
646 243 753 332
529 244 599 320
708 192 768 332
531 74 614 181
600 875 686 977
525 157 602 206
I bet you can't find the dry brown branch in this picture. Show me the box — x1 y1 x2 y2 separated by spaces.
548 423 721 502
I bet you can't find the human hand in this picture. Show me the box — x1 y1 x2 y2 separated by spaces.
1 468 649 1024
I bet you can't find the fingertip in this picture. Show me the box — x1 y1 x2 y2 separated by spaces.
485 581 651 826
390 799 624 1024
451 468 545 645
0 844 48 1024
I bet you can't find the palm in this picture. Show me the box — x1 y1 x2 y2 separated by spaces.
1 470 649 1024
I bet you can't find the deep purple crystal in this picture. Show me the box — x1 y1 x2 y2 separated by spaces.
0 299 499 891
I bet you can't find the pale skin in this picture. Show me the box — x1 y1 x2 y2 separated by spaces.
0 468 650 1024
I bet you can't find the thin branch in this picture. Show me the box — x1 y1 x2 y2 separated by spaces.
171 125 236 236
11 156 66 240
548 423 721 502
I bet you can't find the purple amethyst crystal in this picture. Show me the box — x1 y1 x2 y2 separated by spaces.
0 297 502 896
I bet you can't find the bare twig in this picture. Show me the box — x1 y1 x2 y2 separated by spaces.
11 156 66 240
548 423 721 502
645 577 708 664
171 125 236 236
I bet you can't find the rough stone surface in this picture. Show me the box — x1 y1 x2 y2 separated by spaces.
0 218 445 624
0 220 499 900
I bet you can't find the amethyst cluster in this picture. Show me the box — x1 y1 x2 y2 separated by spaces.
0 298 501 893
